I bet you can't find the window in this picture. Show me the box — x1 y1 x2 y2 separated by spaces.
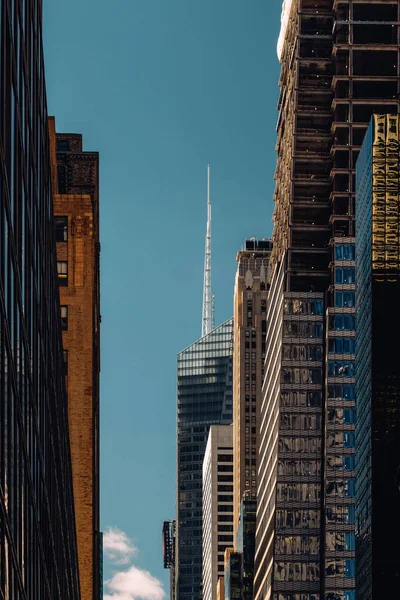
328 337 355 354
61 306 68 330
57 261 68 285
55 216 68 241
329 315 356 331
335 268 356 284
63 350 68 375
335 244 355 261
57 139 70 151
328 361 355 377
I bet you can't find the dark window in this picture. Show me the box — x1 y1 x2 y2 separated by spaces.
218 454 233 462
61 306 68 330
57 139 70 151
63 350 68 375
55 216 68 241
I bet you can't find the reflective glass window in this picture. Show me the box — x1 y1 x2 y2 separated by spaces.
335 268 356 284
345 559 355 578
328 361 355 377
343 292 355 307
345 533 355 550
343 455 355 470
344 432 355 448
344 408 355 424
344 478 355 497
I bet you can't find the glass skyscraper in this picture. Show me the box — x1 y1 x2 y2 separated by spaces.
255 2 400 599
0 0 80 597
356 114 400 599
176 318 233 600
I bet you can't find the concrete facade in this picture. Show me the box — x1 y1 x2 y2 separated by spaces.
203 426 234 600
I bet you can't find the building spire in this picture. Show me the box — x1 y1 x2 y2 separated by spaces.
202 164 212 337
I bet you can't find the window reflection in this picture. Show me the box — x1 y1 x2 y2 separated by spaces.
276 509 320 530
335 268 356 284
282 367 322 384
275 535 320 555
283 321 323 337
328 361 355 377
275 561 320 582
277 483 321 502
279 437 322 453
281 391 322 407
328 315 356 331
284 299 324 315
327 408 355 424
326 506 355 525
334 291 355 308
328 338 355 354
282 344 323 361
335 244 355 261
327 384 355 401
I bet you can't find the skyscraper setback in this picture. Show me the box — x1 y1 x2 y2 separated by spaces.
255 2 400 599
0 1 80 597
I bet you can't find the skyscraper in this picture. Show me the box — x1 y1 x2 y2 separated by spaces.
203 425 234 600
355 113 400 599
163 520 177 600
233 239 271 534
48 119 101 600
176 319 234 600
255 2 400 599
0 1 80 597
235 497 257 600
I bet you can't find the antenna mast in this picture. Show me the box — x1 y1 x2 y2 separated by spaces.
202 164 212 337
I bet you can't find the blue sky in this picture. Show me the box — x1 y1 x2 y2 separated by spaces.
43 0 281 594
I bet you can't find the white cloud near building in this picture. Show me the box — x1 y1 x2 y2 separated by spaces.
103 527 165 600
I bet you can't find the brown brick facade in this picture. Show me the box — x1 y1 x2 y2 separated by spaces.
49 118 101 600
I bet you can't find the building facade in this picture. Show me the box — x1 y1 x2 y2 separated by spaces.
355 114 400 599
203 425 234 600
235 497 257 600
255 2 400 599
0 1 80 597
176 318 234 600
49 120 101 600
233 239 271 534
224 549 242 600
163 520 177 600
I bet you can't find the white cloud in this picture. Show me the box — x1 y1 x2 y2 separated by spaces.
103 527 137 565
104 566 165 600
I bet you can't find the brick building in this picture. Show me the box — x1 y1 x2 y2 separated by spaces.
49 118 101 600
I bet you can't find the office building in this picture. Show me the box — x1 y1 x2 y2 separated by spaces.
203 425 234 600
355 114 400 599
176 318 234 600
255 2 400 598
224 549 242 600
49 120 101 600
233 239 272 533
163 520 177 600
0 1 80 597
236 497 257 600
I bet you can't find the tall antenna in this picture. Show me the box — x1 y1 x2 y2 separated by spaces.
202 164 212 337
